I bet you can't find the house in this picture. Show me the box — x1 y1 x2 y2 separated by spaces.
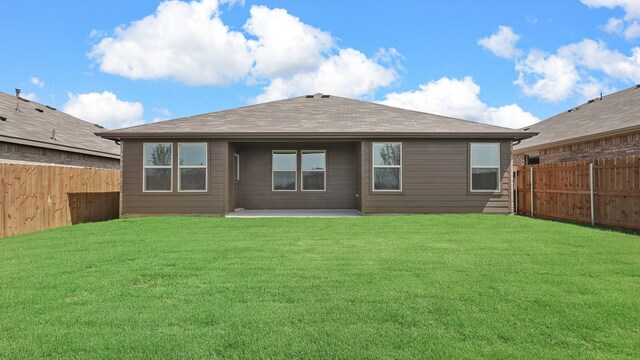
98 93 535 216
513 85 640 165
0 90 120 169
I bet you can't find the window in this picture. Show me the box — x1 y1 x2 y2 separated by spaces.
143 143 172 192
178 143 207 192
470 143 500 192
234 153 240 181
525 153 540 165
372 142 402 191
272 151 297 191
302 150 326 191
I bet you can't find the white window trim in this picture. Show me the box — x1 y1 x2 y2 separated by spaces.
234 153 240 181
372 142 402 192
272 150 297 191
143 142 173 193
177 142 208 192
301 150 327 192
469 142 501 193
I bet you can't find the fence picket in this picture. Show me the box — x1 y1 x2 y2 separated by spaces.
0 163 120 237
515 156 640 231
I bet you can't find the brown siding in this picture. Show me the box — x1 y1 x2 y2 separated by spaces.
121 139 226 216
361 139 512 214
240 142 357 209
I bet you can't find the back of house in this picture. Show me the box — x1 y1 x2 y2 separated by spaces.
99 94 535 216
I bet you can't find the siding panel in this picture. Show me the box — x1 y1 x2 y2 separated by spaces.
121 139 226 215
362 139 512 214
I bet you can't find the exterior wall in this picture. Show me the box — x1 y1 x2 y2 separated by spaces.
360 139 512 214
0 141 119 169
120 139 227 216
514 130 640 165
239 142 357 210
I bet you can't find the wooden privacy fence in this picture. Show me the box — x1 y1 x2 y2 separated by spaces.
1 163 120 238
515 156 640 230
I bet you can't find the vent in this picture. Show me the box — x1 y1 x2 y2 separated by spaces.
321 94 330 98
0 116 6 121
94 124 105 129
305 95 314 98
587 99 595 104
45 105 57 111
636 84 640 89
35 108 44 113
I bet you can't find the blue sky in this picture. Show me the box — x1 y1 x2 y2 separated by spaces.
1 0 639 129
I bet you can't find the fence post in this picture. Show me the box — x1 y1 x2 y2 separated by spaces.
514 169 519 214
530 166 534 217
589 163 595 226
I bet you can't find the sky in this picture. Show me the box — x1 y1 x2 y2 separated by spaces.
1 0 640 130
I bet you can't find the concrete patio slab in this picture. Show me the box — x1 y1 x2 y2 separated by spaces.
225 209 362 218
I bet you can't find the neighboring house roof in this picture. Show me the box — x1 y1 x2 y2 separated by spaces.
99 94 535 140
0 91 120 159
514 85 640 153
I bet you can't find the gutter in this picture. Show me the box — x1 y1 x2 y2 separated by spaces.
97 131 538 141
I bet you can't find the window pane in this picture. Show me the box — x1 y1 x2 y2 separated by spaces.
273 171 296 190
145 144 172 166
471 143 499 167
273 152 296 171
145 168 171 191
373 143 401 166
179 144 207 166
374 168 400 190
303 171 325 190
302 151 325 171
180 168 206 191
472 168 499 191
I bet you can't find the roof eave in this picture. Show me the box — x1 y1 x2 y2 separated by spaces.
0 135 120 159
513 124 640 153
98 131 537 141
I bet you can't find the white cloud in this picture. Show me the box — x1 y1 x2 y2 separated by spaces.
255 48 398 103
63 91 144 130
514 50 580 103
581 0 640 20
245 6 334 78
583 1 640 40
558 39 640 82
89 0 252 85
381 76 539 129
478 26 522 59
605 17 625 33
89 1 399 102
624 21 640 39
29 77 44 88
20 92 38 101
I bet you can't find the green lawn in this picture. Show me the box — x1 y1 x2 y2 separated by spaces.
0 215 638 359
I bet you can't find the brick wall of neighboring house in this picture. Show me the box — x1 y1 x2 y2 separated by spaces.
514 130 640 165
0 141 120 169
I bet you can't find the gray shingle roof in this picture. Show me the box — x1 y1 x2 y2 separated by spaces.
0 92 120 158
514 85 640 152
99 94 534 140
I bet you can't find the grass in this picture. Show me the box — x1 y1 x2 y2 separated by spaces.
0 215 639 359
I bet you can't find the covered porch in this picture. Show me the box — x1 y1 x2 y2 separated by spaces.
228 141 362 213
